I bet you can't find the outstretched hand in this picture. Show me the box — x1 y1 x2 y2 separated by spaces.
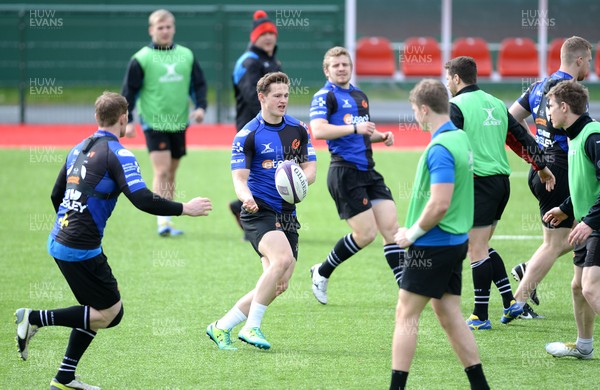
182 197 213 216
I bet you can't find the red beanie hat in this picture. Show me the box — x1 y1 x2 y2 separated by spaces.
250 10 277 44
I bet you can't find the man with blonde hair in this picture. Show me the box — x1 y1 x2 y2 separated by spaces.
121 9 208 236
508 36 592 317
309 46 401 305
15 92 212 389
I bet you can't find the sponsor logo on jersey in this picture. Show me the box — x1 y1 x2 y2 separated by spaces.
127 179 143 187
58 212 69 230
61 188 87 213
159 63 183 83
232 142 244 153
117 148 135 158
292 139 300 149
261 142 275 154
361 100 368 108
342 99 352 108
343 113 370 125
261 159 286 169
314 96 326 107
482 107 501 126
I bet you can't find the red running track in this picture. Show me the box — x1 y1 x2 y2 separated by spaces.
0 123 432 150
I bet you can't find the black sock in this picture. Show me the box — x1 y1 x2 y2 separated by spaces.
29 306 90 329
55 328 97 384
488 248 515 308
471 258 492 320
318 234 361 278
384 244 404 287
464 364 490 390
390 370 409 390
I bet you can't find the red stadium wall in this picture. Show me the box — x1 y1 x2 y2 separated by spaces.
0 124 433 150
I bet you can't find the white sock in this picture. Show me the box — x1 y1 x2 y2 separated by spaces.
576 337 594 353
244 302 267 329
516 301 526 310
157 216 170 226
216 306 247 330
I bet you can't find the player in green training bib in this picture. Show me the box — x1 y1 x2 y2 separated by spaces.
543 81 600 360
445 56 555 328
391 79 489 390
121 9 208 237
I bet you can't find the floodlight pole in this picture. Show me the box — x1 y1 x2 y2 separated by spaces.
538 0 548 78
345 0 356 85
441 0 452 81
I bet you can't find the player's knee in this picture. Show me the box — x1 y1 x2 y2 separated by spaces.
571 278 583 295
354 228 377 247
271 254 294 274
581 283 599 305
106 305 124 328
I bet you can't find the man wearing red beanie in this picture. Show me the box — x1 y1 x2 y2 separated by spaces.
230 10 282 237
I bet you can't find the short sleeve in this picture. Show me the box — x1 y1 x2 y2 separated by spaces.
427 144 455 184
231 129 254 170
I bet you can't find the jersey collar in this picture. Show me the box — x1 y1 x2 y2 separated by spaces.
325 80 354 92
94 129 118 140
551 70 574 80
432 121 459 139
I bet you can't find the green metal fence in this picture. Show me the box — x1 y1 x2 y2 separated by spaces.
0 3 344 123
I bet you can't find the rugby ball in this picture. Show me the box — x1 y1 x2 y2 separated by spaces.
275 160 308 204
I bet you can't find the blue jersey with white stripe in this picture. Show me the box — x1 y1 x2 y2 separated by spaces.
231 113 317 213
310 81 374 171
49 130 147 259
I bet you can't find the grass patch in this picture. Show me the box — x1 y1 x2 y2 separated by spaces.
1 147 596 389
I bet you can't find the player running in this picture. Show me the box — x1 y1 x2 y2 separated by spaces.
15 92 212 389
206 72 317 350
308 46 401 305
508 36 592 318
